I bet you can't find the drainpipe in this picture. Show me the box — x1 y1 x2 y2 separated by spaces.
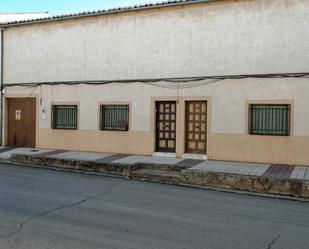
0 28 4 146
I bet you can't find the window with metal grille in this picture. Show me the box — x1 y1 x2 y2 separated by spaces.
249 104 290 136
52 105 78 130
100 105 129 131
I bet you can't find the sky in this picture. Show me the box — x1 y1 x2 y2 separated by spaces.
0 0 164 15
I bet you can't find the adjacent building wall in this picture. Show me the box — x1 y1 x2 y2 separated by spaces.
0 28 3 146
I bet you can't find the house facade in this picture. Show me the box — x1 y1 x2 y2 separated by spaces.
1 0 309 165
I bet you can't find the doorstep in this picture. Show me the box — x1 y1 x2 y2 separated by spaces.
152 152 177 158
182 153 207 160
0 147 309 198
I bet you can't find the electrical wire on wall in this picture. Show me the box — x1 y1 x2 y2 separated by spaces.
26 86 37 98
3 86 35 91
143 78 222 89
3 72 309 90
51 84 54 103
176 81 180 104
40 85 43 106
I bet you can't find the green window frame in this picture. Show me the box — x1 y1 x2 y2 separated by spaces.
100 105 129 131
249 104 290 136
52 105 78 130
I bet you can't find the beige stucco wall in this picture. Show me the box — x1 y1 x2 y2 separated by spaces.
208 134 309 165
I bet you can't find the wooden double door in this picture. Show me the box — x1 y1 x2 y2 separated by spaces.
8 98 36 148
155 100 207 154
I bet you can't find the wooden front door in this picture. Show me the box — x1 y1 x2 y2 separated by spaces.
185 101 207 154
155 101 176 152
8 98 36 148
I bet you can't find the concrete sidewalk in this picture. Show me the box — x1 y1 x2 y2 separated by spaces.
1 147 309 198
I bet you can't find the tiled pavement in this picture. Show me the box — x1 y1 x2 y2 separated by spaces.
1 147 309 181
190 161 271 176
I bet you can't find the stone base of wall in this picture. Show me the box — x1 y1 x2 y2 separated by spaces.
10 153 309 199
181 169 309 198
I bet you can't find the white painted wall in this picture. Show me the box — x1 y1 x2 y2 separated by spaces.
2 0 309 136
2 0 309 84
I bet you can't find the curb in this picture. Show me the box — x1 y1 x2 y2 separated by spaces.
1 159 309 203
5 154 309 200
181 169 309 198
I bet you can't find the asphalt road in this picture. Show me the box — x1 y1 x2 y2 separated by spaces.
0 163 308 249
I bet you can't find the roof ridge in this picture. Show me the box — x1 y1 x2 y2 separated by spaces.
0 0 215 27
0 12 49 15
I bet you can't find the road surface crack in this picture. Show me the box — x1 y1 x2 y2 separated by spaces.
266 236 280 249
0 183 118 239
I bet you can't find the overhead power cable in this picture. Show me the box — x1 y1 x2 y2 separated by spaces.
3 72 309 88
